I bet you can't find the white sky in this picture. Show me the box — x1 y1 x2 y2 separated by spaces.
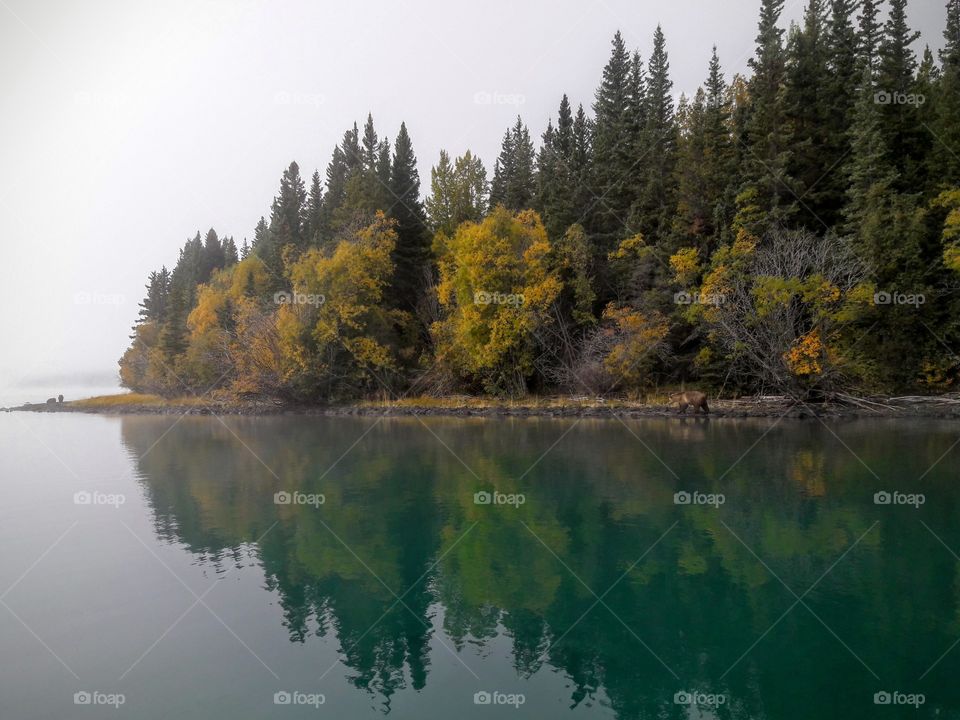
0 0 946 400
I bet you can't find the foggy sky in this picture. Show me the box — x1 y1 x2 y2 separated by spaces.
0 0 946 399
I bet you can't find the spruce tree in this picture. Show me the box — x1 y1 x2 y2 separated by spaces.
387 122 429 310
200 228 224 282
589 31 636 248
223 237 239 266
933 0 960 185
490 117 535 211
857 0 883 74
743 0 795 231
784 0 833 228
878 0 922 187
305 170 323 246
630 24 677 246
262 161 307 275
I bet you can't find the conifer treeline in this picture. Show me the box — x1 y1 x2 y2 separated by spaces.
121 0 960 400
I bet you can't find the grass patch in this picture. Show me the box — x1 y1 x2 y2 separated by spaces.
69 393 209 408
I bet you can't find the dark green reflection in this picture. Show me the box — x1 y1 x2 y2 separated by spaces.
121 415 960 718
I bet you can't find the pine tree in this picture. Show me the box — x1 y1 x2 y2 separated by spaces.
933 0 960 184
784 0 833 228
490 117 535 211
200 228 224 281
857 0 883 74
589 31 636 248
821 0 861 225
223 237 239 266
703 47 735 244
843 66 895 239
743 0 795 231
387 122 429 310
305 170 323 246
490 126 514 208
258 161 307 279
630 24 677 246
878 0 922 187
537 95 582 239
135 267 171 327
673 48 734 253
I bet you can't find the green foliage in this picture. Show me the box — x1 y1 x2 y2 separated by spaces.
121 7 960 400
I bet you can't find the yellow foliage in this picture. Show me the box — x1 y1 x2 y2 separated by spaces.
669 247 700 285
601 304 670 390
608 233 646 261
783 329 825 377
433 207 561 394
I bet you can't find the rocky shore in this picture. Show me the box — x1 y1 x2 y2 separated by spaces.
6 394 960 420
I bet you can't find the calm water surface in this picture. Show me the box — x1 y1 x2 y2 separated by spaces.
1 412 959 719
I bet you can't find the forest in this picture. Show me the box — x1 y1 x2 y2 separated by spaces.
120 0 960 402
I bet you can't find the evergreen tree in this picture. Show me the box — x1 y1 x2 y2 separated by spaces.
673 48 734 253
630 25 677 245
200 228 224 281
223 237 239 266
537 95 582 239
821 0 861 225
857 0 884 74
784 0 834 228
933 0 960 184
257 161 307 280
742 0 795 231
703 47 736 244
843 66 896 239
589 31 636 248
489 117 535 211
878 0 923 187
387 122 429 310
135 267 171 327
305 170 323 246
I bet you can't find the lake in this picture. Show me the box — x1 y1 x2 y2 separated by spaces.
1 412 958 718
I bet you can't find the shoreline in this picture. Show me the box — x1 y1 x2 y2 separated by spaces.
5 394 960 420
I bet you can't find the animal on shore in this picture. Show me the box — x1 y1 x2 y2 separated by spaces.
46 398 57 405
57 394 63 403
669 390 709 414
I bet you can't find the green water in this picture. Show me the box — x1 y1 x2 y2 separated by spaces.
1 412 959 718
